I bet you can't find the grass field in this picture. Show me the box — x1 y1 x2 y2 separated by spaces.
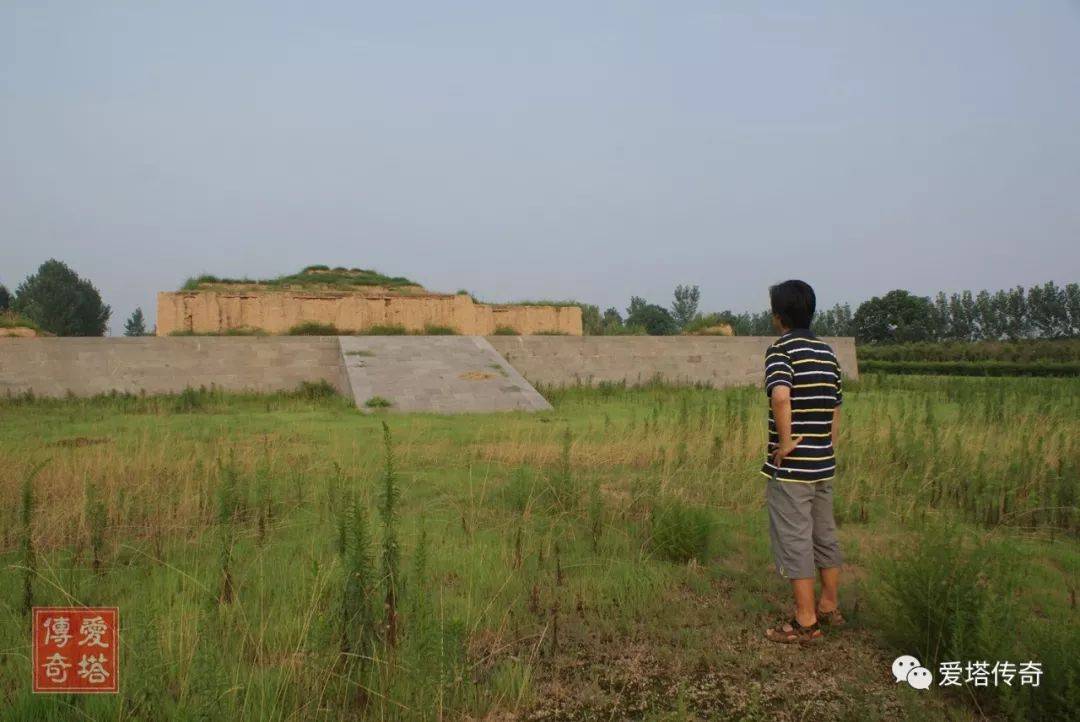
1 376 1077 721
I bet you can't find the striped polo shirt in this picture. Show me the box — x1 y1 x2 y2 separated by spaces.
760 328 843 483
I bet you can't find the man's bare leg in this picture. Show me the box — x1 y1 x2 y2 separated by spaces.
793 578 817 627
818 566 839 614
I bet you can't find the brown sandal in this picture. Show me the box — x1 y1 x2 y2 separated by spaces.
817 608 846 627
765 617 823 644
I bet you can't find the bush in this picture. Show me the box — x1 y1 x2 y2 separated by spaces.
365 396 392 408
422 324 458 335
361 325 408 336
0 311 40 331
859 339 1080 364
649 498 715 563
860 360 1079 377
180 266 417 291
492 326 519 336
287 322 343 336
173 386 211 413
293 380 338 400
869 523 1079 719
872 524 1017 666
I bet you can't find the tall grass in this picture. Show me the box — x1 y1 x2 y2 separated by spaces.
0 376 1075 719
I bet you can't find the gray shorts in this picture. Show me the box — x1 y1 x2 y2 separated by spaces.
765 478 843 580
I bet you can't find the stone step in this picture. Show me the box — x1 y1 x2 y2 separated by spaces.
338 336 552 414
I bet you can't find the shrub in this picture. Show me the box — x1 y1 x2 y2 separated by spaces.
492 326 519 335
872 524 1017 665
287 321 342 336
0 311 40 331
422 324 458 335
858 339 1080 364
168 327 266 336
173 386 208 412
871 523 1078 719
362 325 408 336
293 380 338 400
365 396 392 409
180 266 416 291
860 360 1080 377
649 498 715 563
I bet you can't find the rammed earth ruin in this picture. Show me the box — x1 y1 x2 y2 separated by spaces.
155 266 583 336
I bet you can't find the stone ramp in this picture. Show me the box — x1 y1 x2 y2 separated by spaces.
339 336 552 414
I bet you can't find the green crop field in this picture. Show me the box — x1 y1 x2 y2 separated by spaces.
1 376 1077 721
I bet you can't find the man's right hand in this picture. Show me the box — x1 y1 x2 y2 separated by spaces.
771 436 804 468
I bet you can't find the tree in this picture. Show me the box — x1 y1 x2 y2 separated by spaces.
947 291 977 342
1002 286 1029 340
671 285 700 329
601 307 624 335
1027 282 1068 338
0 284 9 311
626 301 679 336
13 260 111 336
579 304 603 335
852 290 936 343
626 296 648 321
124 307 148 337
1065 283 1080 337
931 292 950 341
813 303 854 337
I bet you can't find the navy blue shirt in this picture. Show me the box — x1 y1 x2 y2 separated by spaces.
761 329 843 483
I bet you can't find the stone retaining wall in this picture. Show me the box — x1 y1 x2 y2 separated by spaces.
0 337 348 398
0 336 857 399
485 336 859 388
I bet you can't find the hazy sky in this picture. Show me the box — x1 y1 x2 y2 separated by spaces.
3 2 1079 333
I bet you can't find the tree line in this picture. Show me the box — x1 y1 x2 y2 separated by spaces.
3 259 1076 344
580 281 1080 343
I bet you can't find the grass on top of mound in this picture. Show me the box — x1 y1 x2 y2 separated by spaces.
180 265 418 292
0 311 40 330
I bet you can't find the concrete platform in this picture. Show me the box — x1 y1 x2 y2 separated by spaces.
339 336 553 414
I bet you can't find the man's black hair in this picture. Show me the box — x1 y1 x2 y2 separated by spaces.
769 280 816 330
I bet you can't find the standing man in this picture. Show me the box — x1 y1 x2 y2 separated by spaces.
761 280 845 643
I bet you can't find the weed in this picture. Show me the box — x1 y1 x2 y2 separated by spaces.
649 497 715 563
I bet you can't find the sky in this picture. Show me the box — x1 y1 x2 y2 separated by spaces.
2 1 1079 334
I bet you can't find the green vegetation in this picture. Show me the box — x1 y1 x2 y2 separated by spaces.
10 259 111 336
364 395 393 408
492 325 519 335
180 266 417 292
0 376 1076 720
861 360 1080 377
0 311 40 331
123 307 149 336
584 280 1079 340
361 324 408 335
860 338 1080 363
169 327 267 336
421 324 458 335
288 321 343 336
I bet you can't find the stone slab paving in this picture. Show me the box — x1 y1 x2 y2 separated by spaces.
338 336 553 414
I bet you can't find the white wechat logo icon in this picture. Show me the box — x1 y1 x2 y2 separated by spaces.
892 655 933 689
907 666 933 690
